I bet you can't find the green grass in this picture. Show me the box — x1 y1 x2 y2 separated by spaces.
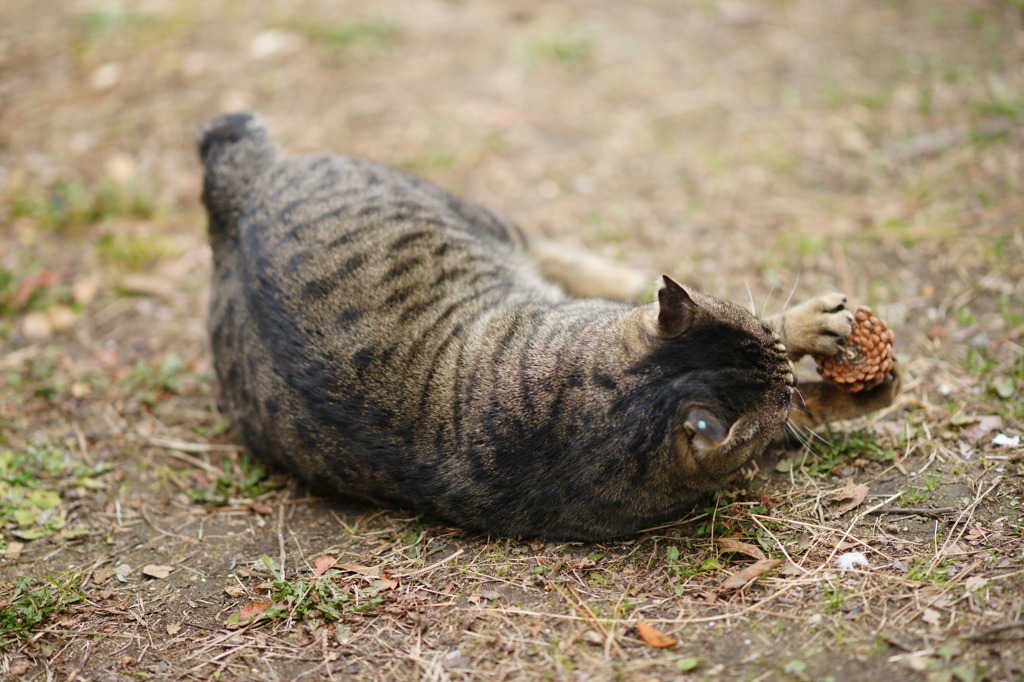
976 95 1024 122
823 577 847 610
79 7 157 36
0 441 108 543
397 147 458 174
665 545 722 587
119 352 189 407
187 451 282 506
0 573 86 648
796 429 898 478
900 472 941 506
588 210 634 243
0 269 74 319
99 233 178 272
776 232 829 259
74 4 193 56
525 32 594 68
4 346 66 404
225 561 388 629
271 17 400 63
900 487 929 506
694 508 733 538
11 178 158 231
906 556 956 586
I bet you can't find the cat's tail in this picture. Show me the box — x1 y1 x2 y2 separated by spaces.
198 112 279 244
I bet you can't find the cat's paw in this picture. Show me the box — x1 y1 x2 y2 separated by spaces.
865 357 903 406
789 359 903 429
770 293 855 361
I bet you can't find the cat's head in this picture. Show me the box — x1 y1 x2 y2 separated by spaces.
634 276 795 490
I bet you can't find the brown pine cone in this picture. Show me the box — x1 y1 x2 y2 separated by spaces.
815 306 895 392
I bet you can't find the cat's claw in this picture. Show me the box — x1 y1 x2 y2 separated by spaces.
769 292 855 361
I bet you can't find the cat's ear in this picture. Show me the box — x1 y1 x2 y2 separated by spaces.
656 275 696 336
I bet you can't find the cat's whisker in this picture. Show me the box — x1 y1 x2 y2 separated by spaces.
787 384 833 449
780 273 800 314
798 419 831 448
745 279 757 316
760 284 777 320
783 420 810 449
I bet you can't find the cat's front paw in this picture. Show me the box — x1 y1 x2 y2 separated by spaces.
771 293 855 361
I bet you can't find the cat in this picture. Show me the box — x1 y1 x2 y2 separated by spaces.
199 112 901 541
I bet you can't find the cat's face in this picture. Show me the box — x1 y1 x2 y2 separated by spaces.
641 277 795 489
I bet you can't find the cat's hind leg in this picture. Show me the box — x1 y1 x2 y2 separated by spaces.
528 238 651 301
789 363 902 430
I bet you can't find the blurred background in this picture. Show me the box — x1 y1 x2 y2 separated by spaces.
4 1 1021 313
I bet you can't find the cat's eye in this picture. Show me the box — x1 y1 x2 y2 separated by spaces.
683 407 729 444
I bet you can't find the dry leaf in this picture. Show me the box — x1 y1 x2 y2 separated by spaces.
336 563 380 578
141 564 174 579
941 542 965 556
313 554 337 577
226 600 271 628
716 538 766 561
119 274 172 298
720 559 782 591
8 659 30 676
636 619 677 648
964 576 988 592
959 415 1003 441
4 541 24 561
166 622 182 636
224 585 246 598
921 608 942 627
835 480 869 513
779 561 804 577
377 570 399 590
900 651 932 672
114 563 133 582
965 525 988 542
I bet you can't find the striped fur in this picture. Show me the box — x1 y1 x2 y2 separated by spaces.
199 113 898 540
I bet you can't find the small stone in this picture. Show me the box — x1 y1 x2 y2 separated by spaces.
22 311 52 338
47 304 77 331
249 30 302 59
91 62 123 90
105 153 136 183
72 276 101 305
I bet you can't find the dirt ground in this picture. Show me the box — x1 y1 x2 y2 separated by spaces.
2 0 1023 679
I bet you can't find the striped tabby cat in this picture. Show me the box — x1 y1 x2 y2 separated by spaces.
199 113 900 540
